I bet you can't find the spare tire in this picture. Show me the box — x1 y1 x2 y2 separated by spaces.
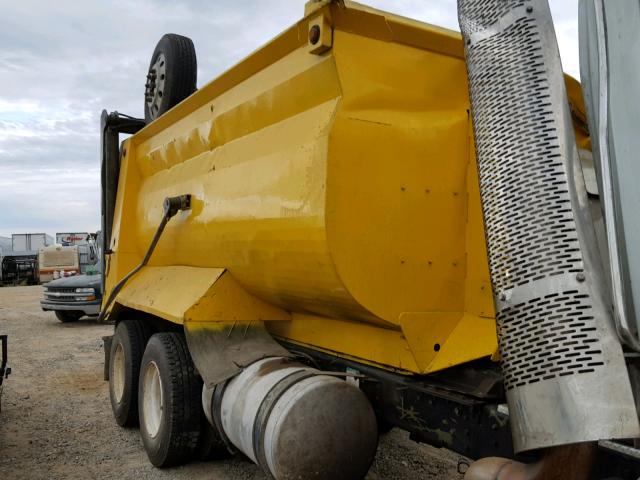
144 33 197 123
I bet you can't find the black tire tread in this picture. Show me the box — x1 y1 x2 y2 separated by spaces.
141 332 200 467
144 33 196 123
162 34 196 113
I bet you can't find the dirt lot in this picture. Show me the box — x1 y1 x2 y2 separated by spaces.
0 286 464 480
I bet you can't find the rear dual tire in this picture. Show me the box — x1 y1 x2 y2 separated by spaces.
138 332 201 467
109 321 228 467
109 320 153 426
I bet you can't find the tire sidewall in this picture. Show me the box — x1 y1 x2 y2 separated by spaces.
144 34 196 123
144 40 172 121
138 335 174 465
109 320 145 426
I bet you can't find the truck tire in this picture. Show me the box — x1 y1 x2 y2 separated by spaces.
109 320 152 427
138 332 200 467
144 34 197 123
55 311 82 322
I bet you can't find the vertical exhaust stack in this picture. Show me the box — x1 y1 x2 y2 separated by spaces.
458 0 639 452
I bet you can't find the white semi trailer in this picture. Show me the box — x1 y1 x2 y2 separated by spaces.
11 233 53 252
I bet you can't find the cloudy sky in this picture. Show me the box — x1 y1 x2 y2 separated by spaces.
0 0 579 239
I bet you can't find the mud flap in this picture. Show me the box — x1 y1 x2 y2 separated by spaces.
183 270 293 386
458 0 640 452
185 320 292 387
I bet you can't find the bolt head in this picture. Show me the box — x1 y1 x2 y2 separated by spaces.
309 24 321 45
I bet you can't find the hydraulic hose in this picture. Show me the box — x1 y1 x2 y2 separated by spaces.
98 194 191 322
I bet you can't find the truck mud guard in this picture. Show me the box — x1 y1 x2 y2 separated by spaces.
458 0 639 453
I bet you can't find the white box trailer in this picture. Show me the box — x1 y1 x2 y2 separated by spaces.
12 233 53 253
55 232 89 246
0 237 11 283
0 237 11 254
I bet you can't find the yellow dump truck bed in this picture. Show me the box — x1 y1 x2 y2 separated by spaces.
105 1 591 375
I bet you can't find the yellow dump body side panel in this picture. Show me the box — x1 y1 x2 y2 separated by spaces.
104 2 582 374
326 29 494 323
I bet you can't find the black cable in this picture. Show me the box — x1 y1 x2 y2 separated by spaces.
98 194 191 323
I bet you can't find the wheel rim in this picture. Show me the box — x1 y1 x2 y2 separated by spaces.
145 53 166 119
142 360 163 438
112 343 125 404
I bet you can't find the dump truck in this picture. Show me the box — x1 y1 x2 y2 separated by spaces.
100 1 640 478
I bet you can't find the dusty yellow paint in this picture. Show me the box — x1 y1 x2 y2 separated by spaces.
113 265 291 325
104 1 587 375
184 270 291 323
113 266 225 323
268 314 421 373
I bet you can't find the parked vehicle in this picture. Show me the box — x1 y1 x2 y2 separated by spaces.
11 233 52 252
1 253 38 286
41 265 102 322
0 237 11 284
56 232 88 246
0 237 10 253
56 232 99 273
99 1 640 479
38 244 80 283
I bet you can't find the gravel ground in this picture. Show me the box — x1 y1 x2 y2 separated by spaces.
0 286 464 480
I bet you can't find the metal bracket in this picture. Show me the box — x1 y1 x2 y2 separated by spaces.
0 335 10 413
100 110 145 291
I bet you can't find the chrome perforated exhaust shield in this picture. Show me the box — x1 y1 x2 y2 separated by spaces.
458 0 640 452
